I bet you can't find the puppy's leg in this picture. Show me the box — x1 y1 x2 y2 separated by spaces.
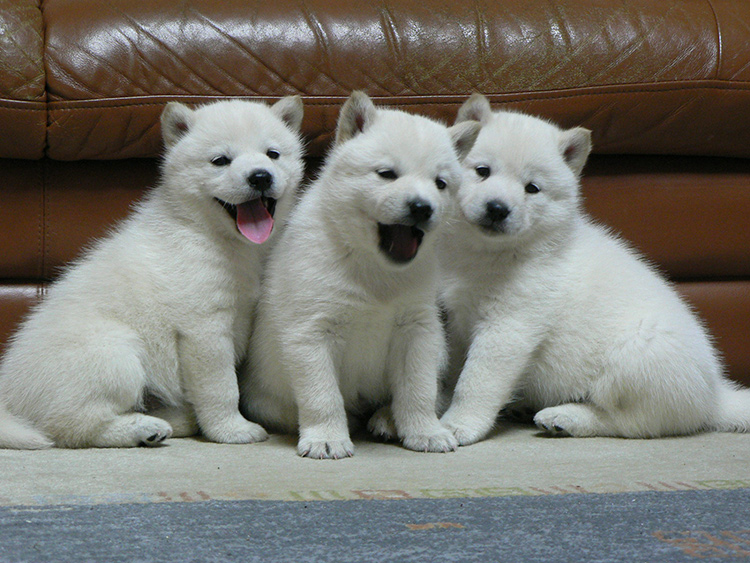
290 339 353 459
536 326 720 438
437 331 469 417
35 332 169 448
535 347 718 439
535 366 718 439
388 308 457 453
241 386 299 435
179 332 267 444
533 399 682 438
92 413 173 447
534 395 710 438
440 321 536 445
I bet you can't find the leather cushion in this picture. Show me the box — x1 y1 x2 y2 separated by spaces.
42 0 750 160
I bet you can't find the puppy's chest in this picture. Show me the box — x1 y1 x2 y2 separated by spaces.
173 255 260 333
445 256 559 318
333 304 398 396
443 279 506 331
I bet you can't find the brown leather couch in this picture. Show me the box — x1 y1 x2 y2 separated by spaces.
2 0 749 385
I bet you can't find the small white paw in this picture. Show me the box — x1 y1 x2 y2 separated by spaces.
297 437 355 460
534 405 597 437
202 413 268 444
137 418 173 447
367 406 397 441
401 425 458 453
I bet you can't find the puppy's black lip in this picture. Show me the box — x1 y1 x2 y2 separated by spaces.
262 196 277 218
398 214 433 232
214 197 238 220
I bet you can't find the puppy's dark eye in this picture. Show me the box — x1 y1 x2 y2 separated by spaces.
266 149 280 160
377 169 398 180
525 183 541 194
211 155 231 166
435 178 447 191
476 165 490 179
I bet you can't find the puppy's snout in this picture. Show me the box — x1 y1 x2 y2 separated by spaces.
485 200 510 223
408 199 433 225
248 170 273 192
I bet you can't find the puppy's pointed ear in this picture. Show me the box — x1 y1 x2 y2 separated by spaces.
161 102 194 148
560 127 592 176
335 91 377 145
448 120 481 162
456 93 493 124
271 95 304 132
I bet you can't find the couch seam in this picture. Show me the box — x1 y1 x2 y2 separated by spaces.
41 82 750 112
0 105 46 111
704 0 723 80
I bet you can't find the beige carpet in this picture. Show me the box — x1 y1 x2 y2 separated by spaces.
1 423 748 507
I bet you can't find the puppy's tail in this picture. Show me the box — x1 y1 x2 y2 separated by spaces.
713 380 750 433
0 401 53 449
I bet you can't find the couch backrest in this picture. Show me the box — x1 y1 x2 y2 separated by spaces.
3 0 750 161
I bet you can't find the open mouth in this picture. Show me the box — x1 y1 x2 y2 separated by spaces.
378 223 425 264
214 196 277 244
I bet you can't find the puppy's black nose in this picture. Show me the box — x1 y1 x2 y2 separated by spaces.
248 170 273 192
486 200 510 222
408 199 433 224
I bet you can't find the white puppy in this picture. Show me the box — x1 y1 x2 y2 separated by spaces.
240 91 480 459
439 93 750 444
0 97 305 449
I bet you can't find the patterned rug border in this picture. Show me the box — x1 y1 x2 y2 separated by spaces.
4 479 750 507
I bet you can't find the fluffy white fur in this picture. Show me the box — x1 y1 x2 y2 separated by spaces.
239 91 480 459
439 93 750 444
0 97 305 449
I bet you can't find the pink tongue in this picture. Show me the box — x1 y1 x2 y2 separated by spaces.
236 199 274 244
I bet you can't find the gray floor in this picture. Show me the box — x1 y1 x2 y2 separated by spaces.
3 489 750 562
1 423 748 506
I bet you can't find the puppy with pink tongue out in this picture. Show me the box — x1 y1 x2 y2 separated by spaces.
0 98 304 449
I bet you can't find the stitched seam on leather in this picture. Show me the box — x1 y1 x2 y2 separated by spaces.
44 82 750 112
0 104 46 111
479 85 750 105
714 4 750 81
704 0 723 80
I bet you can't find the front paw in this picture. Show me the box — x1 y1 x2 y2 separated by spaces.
201 413 268 444
297 436 355 459
440 412 491 446
401 425 458 453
